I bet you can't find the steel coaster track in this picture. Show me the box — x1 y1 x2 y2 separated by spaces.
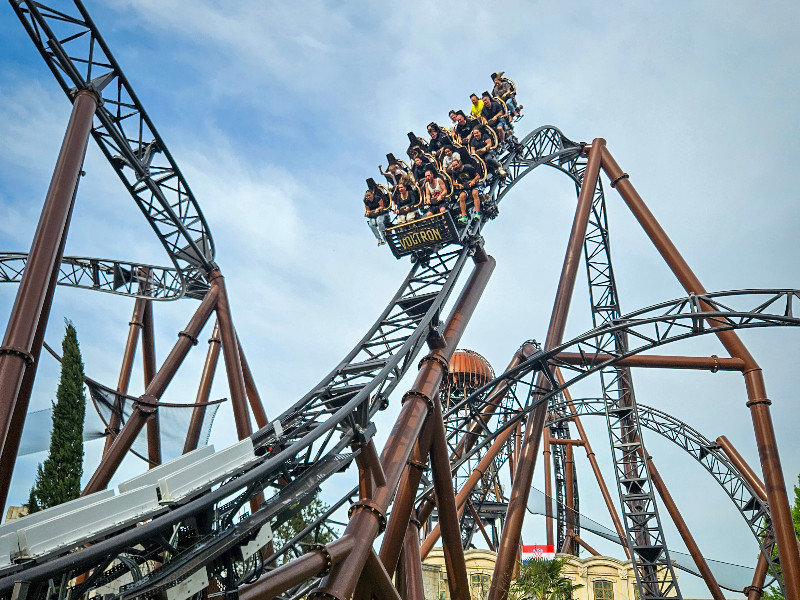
0 252 207 300
0 243 475 600
9 0 216 298
428 289 799 586
545 397 782 595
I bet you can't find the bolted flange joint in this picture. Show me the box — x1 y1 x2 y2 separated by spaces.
348 499 387 533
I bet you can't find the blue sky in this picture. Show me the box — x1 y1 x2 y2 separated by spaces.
1 2 799 597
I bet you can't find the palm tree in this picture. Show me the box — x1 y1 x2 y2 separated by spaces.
509 557 582 600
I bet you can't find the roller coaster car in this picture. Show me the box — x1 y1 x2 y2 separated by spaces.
384 211 461 259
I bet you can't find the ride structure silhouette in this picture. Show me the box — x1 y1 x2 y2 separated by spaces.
0 2 798 600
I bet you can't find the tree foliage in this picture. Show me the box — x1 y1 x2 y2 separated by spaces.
509 557 583 600
27 321 86 512
272 494 336 563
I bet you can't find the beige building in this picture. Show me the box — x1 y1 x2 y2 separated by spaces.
423 549 640 600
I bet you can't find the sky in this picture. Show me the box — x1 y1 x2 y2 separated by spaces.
1 1 799 598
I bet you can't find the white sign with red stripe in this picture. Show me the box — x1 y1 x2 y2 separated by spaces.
521 544 556 561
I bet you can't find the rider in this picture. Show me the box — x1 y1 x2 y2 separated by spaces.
422 169 449 216
449 157 482 224
364 187 390 245
392 182 421 224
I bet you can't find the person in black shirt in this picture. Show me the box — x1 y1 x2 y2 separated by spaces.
364 189 389 245
480 93 508 144
426 122 452 162
469 127 506 180
450 157 482 223
392 183 421 224
411 154 434 183
453 111 479 145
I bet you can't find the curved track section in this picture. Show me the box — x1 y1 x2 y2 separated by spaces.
426 289 800 583
0 253 207 300
0 244 477 599
545 398 772 591
10 0 216 297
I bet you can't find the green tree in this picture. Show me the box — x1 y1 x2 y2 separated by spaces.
509 557 583 600
762 473 800 600
27 321 86 512
272 494 336 563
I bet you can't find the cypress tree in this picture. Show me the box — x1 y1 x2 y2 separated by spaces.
27 321 86 512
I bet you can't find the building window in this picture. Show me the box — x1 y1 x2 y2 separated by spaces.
471 573 491 600
440 572 448 600
593 579 614 600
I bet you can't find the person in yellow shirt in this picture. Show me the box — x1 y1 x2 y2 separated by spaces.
469 93 484 119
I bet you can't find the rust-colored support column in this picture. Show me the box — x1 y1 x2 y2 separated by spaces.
310 252 495 600
565 443 575 554
141 298 161 467
429 391 470 600
554 368 629 558
645 455 725 600
403 520 426 600
105 295 148 455
380 419 434 577
572 535 600 556
716 435 767 501
421 419 515 558
83 286 219 494
141 299 157 386
239 536 356 600
543 424 554 547
208 270 251 440
467 499 495 551
237 334 268 428
746 551 770 600
601 146 800 598
556 352 746 372
489 139 605 600
0 90 98 491
0 206 69 511
184 321 221 453
355 551 402 600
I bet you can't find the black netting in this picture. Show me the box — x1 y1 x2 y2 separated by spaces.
19 384 222 466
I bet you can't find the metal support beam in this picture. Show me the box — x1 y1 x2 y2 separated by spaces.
0 89 97 501
489 139 604 600
601 145 800 599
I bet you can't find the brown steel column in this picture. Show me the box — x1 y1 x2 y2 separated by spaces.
429 389 470 600
310 252 495 600
380 419 433 577
601 146 800 598
715 435 767 501
543 426 554 547
0 90 98 487
105 295 148 455
488 139 605 600
420 419 515 558
237 334 268 428
564 443 575 554
83 287 219 494
208 270 251 440
184 321 221 453
140 298 161 466
645 455 725 600
402 520 426 600
0 205 69 511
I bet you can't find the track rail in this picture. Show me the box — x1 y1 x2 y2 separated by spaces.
0 253 206 300
9 0 216 298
